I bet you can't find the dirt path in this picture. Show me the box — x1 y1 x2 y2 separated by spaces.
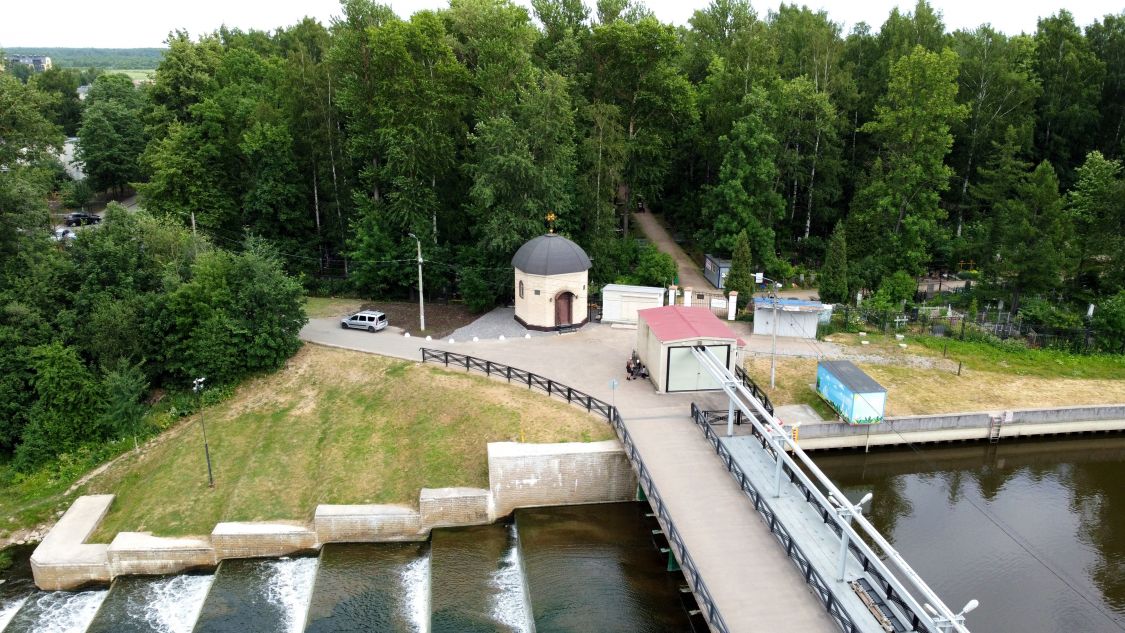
631 212 712 290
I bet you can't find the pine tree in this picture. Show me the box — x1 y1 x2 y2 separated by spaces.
819 222 849 304
723 230 754 303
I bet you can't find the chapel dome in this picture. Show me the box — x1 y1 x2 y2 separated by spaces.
511 233 591 276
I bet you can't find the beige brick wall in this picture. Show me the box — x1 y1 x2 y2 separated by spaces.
514 269 589 328
108 533 216 576
488 440 637 517
314 504 426 543
211 522 318 559
420 487 491 528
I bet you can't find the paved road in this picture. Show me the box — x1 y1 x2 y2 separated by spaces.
301 319 838 632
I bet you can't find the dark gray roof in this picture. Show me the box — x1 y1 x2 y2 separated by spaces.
511 234 591 275
818 360 887 394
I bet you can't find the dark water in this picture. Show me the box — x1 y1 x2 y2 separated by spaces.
191 557 317 633
430 524 530 633
517 502 693 633
815 435 1125 633
0 544 36 630
303 543 428 633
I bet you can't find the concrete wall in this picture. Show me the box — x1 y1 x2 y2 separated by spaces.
798 404 1125 450
488 440 637 516
33 438 635 590
514 269 589 328
602 285 664 324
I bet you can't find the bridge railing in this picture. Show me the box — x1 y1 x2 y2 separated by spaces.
734 365 774 415
420 348 729 633
692 404 859 633
689 346 968 633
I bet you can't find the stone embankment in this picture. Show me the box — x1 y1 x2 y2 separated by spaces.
798 404 1125 450
31 439 635 590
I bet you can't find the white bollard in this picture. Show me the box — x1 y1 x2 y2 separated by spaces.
525 333 531 339
498 335 505 341
404 332 410 338
683 287 693 307
448 338 455 344
426 335 432 341
727 291 738 321
473 336 479 342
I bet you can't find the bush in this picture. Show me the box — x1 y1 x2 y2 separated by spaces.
61 179 93 208
1094 290 1125 353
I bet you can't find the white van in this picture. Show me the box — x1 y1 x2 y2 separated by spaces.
341 310 388 332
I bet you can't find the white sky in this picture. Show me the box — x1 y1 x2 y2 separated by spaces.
1 0 1122 49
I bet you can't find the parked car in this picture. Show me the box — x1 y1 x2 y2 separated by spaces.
52 228 77 242
341 310 388 332
64 211 101 227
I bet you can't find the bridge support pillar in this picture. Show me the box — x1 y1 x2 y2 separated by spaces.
726 398 735 437
636 483 647 502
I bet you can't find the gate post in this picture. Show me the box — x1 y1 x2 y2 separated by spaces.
727 291 738 321
683 287 693 307
667 285 678 306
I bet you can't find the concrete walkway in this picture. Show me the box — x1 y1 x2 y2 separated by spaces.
632 211 712 291
300 320 837 632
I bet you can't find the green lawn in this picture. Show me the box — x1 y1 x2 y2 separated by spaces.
81 344 612 540
116 69 154 82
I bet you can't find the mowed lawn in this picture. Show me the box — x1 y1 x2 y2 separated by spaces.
85 344 613 540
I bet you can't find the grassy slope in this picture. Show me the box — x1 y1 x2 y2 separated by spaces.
83 345 612 540
747 332 1125 419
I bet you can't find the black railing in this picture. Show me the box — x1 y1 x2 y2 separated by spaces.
691 403 860 633
420 348 729 633
734 365 774 415
693 405 920 632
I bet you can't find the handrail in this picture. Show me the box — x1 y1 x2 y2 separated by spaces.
734 365 774 415
419 347 730 633
689 345 970 633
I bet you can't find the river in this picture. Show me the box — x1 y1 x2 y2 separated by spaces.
816 435 1125 633
0 502 694 632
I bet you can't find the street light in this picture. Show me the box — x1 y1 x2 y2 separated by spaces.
408 233 425 333
193 377 215 488
758 274 784 389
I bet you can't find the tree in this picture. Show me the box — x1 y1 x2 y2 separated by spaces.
30 68 83 136
1088 14 1125 158
1032 11 1105 184
1068 151 1125 295
76 75 148 196
700 90 784 274
1093 289 1125 352
633 245 676 287
849 46 967 285
16 343 104 470
992 161 1070 311
722 230 754 301
819 222 849 304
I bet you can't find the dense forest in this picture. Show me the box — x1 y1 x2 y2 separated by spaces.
5 47 165 69
4 0 1125 469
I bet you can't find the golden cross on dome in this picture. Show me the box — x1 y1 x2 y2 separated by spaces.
545 211 557 233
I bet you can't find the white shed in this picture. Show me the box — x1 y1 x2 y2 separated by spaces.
636 306 744 394
600 284 665 324
752 298 823 339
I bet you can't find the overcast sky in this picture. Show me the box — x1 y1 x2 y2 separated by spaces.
2 0 1122 49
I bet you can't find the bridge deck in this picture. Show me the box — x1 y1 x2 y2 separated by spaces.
625 407 839 633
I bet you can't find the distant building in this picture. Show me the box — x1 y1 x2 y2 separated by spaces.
703 254 731 289
7 55 53 72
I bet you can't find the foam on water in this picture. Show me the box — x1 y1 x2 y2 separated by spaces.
124 574 214 633
400 554 430 633
264 557 318 633
490 523 534 633
0 596 29 632
17 590 107 633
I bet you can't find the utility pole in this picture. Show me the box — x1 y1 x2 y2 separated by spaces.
771 288 779 389
193 377 214 488
408 233 425 332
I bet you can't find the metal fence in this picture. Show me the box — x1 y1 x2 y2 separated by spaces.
825 305 1096 353
419 348 729 633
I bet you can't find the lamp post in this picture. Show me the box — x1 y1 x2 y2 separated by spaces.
408 233 425 333
193 377 214 488
759 275 783 389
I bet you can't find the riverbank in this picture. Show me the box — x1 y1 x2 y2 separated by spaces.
797 404 1125 450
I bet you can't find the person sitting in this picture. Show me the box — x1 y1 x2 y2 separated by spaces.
636 364 649 380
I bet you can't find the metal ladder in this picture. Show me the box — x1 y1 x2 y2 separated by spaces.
988 415 1003 443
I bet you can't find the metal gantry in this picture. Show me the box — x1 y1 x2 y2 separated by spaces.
689 345 977 633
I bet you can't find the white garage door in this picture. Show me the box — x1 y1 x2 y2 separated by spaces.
666 345 729 392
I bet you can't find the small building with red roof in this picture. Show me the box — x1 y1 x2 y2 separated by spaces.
635 306 744 393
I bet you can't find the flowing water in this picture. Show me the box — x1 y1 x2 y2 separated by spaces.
302 543 428 633
815 435 1125 633
85 574 213 633
429 523 532 633
517 503 693 633
191 557 317 633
